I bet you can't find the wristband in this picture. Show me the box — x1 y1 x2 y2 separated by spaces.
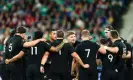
41 64 44 67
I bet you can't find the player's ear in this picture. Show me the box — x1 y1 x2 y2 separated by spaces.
110 36 112 39
22 34 25 38
89 36 92 40
20 34 23 38
81 36 83 40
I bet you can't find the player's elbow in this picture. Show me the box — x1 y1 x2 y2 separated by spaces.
23 42 31 47
55 48 59 52
72 52 79 60
102 49 106 54
50 47 58 52
18 51 25 58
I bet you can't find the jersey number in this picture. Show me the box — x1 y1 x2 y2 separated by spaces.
9 43 12 52
108 54 113 62
31 47 38 55
85 49 90 58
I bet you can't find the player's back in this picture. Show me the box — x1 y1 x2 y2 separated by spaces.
7 35 25 64
98 51 117 70
50 39 74 73
4 37 13 60
114 40 126 55
76 40 100 70
26 41 50 66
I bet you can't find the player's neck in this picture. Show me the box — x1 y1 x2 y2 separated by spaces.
50 38 54 42
15 33 22 38
57 37 63 39
112 38 119 43
82 37 89 41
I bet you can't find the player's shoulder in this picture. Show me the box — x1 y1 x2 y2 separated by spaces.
123 41 130 46
39 41 50 45
114 40 121 45
75 40 81 44
83 40 97 45
14 35 23 40
51 39 63 46
65 43 73 47
12 35 24 44
7 37 13 43
91 41 98 45
50 40 58 46
75 41 83 49
47 40 52 44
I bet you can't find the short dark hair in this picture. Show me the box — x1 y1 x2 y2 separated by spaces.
48 29 56 34
57 30 64 38
105 25 114 30
81 30 90 37
34 31 43 40
10 29 16 37
16 27 26 33
110 30 119 39
100 38 108 45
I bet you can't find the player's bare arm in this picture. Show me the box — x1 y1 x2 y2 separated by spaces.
71 52 89 68
71 59 79 80
40 51 50 73
23 38 46 47
5 51 25 64
98 45 106 54
122 51 131 59
49 39 68 52
71 59 77 75
104 46 119 53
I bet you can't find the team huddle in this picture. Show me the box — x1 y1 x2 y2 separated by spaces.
1 26 132 80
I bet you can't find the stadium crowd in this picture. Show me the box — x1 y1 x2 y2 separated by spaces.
0 0 132 40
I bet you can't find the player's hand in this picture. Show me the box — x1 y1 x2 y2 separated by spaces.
122 53 127 58
74 78 78 80
5 59 10 64
83 64 89 68
39 38 46 42
40 66 44 73
63 39 69 43
71 71 75 76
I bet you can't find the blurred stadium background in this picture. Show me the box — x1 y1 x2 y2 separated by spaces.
0 0 133 67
